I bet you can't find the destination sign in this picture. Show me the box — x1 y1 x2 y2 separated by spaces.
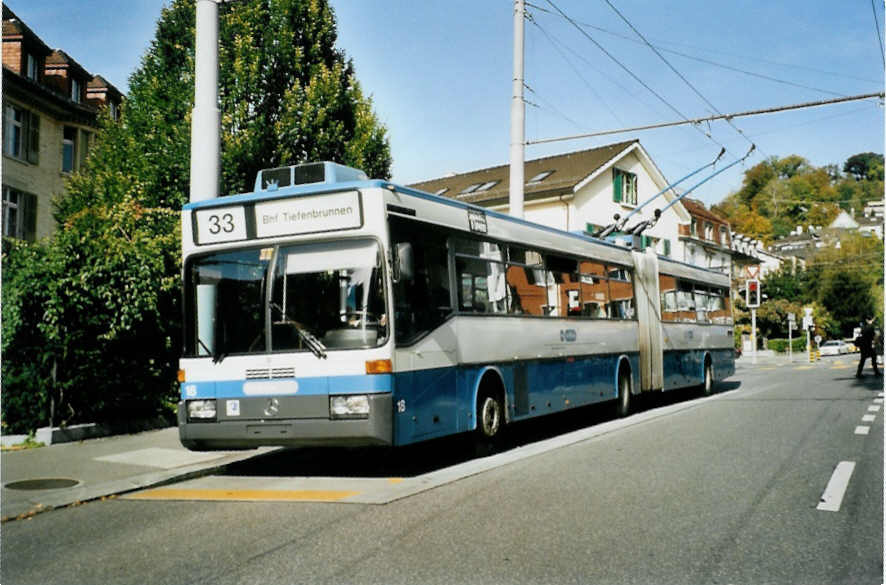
254 191 362 238
193 191 362 244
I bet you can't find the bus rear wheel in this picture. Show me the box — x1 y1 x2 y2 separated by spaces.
702 359 714 396
616 367 631 418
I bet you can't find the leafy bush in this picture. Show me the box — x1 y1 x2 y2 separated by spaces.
766 337 808 353
1 240 55 433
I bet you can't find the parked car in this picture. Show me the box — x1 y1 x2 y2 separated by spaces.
842 339 858 353
819 340 850 356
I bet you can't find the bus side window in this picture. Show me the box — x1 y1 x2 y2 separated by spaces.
546 255 579 318
659 274 678 322
676 279 695 323
607 264 635 320
694 285 711 324
505 246 545 316
389 217 452 345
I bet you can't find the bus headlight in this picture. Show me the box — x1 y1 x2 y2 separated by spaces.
187 399 217 421
330 395 370 419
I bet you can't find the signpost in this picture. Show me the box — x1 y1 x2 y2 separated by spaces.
788 312 796 362
746 279 760 363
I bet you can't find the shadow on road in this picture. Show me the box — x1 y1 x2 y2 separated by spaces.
224 384 730 479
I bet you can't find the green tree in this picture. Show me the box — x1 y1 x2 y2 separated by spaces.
843 152 884 181
2 0 392 433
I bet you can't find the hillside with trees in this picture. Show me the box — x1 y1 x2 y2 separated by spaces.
712 153 883 244
715 153 884 343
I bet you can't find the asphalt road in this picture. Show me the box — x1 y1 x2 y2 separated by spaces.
2 357 882 585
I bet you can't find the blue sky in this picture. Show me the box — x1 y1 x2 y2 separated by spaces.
10 0 885 206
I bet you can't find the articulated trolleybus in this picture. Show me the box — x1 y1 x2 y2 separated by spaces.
178 162 734 450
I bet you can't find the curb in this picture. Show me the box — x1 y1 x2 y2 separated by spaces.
2 416 174 448
1 447 278 522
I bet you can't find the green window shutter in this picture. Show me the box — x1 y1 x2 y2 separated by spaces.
23 192 37 241
613 169 623 203
664 239 671 257
26 112 39 165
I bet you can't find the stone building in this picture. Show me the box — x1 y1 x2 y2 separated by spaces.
2 6 123 242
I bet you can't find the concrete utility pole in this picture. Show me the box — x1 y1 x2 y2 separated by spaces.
190 0 221 204
508 0 525 219
191 0 222 355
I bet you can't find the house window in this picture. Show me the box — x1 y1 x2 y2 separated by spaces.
2 186 37 241
662 239 671 257
71 78 81 103
613 169 637 206
704 222 714 240
690 218 698 237
26 54 38 80
62 126 77 173
460 183 482 195
3 105 39 164
109 100 119 120
719 225 728 245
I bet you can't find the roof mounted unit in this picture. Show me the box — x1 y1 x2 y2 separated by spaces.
254 161 368 192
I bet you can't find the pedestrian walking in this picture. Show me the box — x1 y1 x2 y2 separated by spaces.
855 317 880 377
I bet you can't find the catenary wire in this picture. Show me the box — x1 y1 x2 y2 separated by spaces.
542 0 729 154
873 0 886 68
600 0 763 158
525 1 880 86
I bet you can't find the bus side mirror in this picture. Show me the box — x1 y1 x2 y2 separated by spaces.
393 242 414 283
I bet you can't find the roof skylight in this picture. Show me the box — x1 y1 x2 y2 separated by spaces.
527 170 554 184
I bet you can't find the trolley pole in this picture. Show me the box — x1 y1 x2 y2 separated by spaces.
508 0 525 220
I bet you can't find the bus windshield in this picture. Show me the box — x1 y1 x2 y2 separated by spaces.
184 239 388 358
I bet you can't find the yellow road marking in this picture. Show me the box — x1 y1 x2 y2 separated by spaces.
126 488 360 502
794 366 814 370
387 478 404 484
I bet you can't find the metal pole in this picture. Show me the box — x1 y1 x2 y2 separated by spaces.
191 0 221 355
751 308 757 364
508 0 525 219
191 0 221 203
788 321 793 363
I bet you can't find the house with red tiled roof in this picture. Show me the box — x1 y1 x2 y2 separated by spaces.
409 140 696 265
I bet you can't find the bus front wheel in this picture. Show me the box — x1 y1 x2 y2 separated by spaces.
474 388 504 456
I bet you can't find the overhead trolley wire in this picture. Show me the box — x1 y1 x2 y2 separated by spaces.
526 92 885 146
526 1 880 86
872 0 886 68
600 0 760 157
542 0 728 153
526 13 625 127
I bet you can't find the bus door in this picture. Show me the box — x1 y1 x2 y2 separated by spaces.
631 248 663 391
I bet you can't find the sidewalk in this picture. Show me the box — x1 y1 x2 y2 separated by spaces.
1 426 274 521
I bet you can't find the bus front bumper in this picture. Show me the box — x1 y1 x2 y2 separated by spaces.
177 393 392 451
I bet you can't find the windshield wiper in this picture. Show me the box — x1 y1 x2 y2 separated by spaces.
270 303 328 359
198 338 227 364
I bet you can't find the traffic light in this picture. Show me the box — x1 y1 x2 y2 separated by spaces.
746 279 760 308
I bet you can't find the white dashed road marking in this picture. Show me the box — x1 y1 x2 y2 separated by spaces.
854 426 870 435
817 461 856 512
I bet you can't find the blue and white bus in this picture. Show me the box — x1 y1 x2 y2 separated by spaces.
177 162 734 450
